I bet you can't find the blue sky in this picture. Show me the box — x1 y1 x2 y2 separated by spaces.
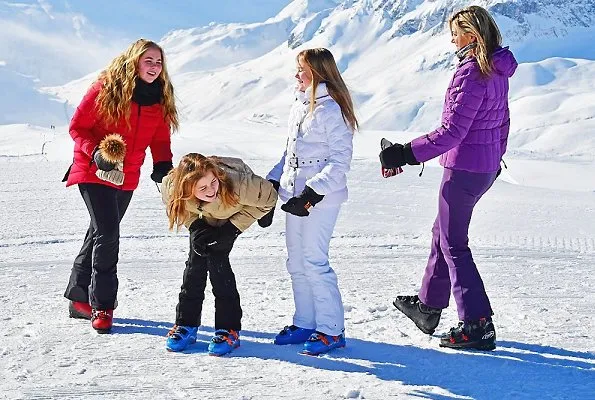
0 0 292 85
4 0 291 40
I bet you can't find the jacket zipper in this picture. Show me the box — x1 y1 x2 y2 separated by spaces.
130 105 141 160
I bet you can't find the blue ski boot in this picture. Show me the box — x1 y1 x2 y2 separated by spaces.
208 329 240 356
166 325 198 352
274 325 316 345
302 331 346 355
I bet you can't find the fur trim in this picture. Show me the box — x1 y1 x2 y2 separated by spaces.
98 134 126 163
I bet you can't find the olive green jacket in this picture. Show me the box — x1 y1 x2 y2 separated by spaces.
162 157 278 231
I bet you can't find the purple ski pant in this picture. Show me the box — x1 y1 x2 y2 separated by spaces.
418 168 497 321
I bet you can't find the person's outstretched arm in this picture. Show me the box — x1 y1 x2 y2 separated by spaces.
229 172 279 231
410 65 487 163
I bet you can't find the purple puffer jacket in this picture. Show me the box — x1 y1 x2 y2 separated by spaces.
411 47 518 173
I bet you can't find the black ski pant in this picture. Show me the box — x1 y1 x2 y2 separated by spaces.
175 236 242 331
64 183 133 310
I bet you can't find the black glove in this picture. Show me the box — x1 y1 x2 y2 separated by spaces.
379 141 419 169
151 161 174 183
257 180 280 228
269 179 280 192
205 221 242 254
189 219 217 257
93 147 117 171
281 186 324 217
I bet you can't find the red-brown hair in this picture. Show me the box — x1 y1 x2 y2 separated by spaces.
166 153 237 230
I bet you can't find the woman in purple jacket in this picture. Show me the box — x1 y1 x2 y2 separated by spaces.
379 5 517 351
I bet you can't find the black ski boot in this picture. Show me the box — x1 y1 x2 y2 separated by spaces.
439 318 496 351
393 295 442 334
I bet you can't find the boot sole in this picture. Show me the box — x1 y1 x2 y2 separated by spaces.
68 303 92 320
439 341 496 351
69 310 92 320
393 300 436 335
300 342 346 356
166 337 197 352
94 328 112 334
208 343 240 357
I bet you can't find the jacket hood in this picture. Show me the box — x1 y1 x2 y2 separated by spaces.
491 46 518 78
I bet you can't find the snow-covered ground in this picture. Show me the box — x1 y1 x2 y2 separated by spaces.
2 0 595 398
1 123 593 399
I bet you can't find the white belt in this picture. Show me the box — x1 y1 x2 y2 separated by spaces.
287 156 329 168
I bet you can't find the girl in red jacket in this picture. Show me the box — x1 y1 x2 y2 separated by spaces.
63 38 179 333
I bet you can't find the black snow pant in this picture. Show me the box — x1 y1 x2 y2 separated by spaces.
175 235 242 331
64 183 133 310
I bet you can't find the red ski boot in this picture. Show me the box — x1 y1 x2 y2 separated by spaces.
91 309 113 333
69 301 92 320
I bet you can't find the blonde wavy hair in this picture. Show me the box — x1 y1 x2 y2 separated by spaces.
95 38 179 131
449 6 502 76
298 48 359 132
166 153 238 230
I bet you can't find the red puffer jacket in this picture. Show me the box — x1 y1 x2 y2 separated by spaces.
65 81 173 191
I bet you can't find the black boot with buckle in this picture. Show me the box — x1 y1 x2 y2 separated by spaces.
393 295 442 334
439 318 496 351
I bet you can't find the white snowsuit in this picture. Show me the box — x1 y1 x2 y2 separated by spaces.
268 83 353 336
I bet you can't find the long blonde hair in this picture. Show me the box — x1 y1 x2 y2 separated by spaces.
95 38 179 131
449 6 502 76
298 48 359 132
166 153 237 230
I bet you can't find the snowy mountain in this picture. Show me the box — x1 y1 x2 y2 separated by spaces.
0 64 68 126
5 0 595 158
40 0 595 160
2 3 594 398
0 1 126 126
0 0 288 125
0 0 290 85
0 1 123 86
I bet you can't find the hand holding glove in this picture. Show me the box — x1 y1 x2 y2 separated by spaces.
151 161 174 183
380 138 403 178
93 134 127 185
281 186 324 217
93 134 126 171
257 180 280 228
379 139 419 169
93 148 117 171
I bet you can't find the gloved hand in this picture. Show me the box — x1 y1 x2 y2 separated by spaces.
151 161 174 183
257 180 280 228
205 221 242 254
189 219 217 257
281 186 324 217
379 140 419 169
380 138 403 178
93 147 117 171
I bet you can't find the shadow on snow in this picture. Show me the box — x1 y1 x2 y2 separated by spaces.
111 317 594 400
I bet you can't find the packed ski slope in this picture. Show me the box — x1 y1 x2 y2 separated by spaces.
1 123 593 399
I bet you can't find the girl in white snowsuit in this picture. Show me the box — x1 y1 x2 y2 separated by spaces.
264 48 358 355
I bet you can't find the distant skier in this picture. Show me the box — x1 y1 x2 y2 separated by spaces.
380 6 518 350
162 153 277 355
63 39 179 333
265 48 358 355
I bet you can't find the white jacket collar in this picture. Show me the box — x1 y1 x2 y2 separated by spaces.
299 82 330 105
